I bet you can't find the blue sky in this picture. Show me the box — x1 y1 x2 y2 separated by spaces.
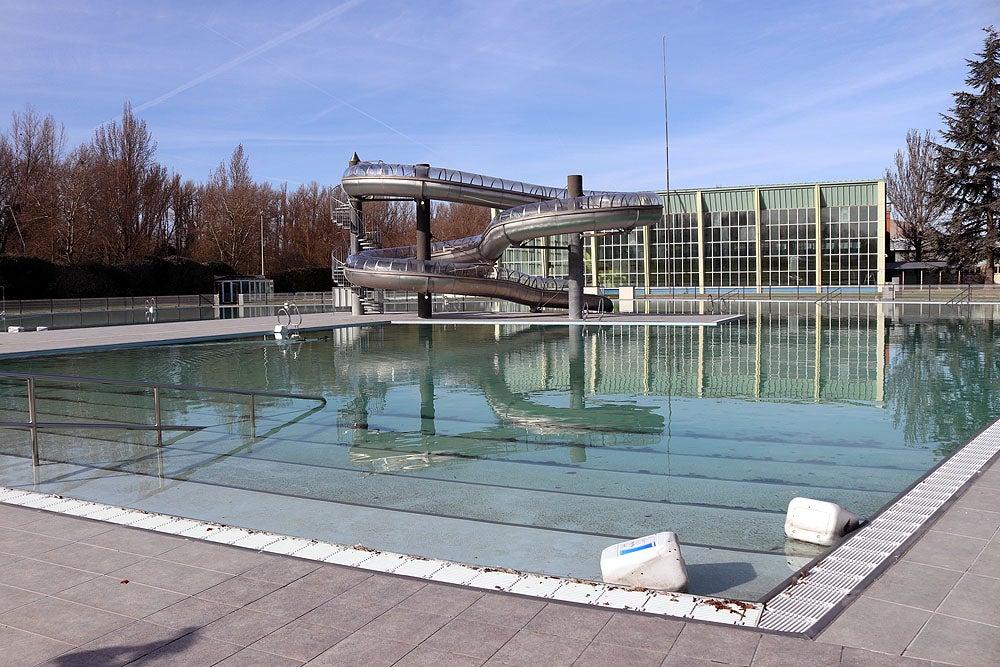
2 0 997 192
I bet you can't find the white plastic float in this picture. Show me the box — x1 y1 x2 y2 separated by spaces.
600 531 688 592
784 497 860 546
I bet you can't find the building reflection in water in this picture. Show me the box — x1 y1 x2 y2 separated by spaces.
342 302 889 473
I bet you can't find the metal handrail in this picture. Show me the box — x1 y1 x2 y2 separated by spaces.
945 285 973 305
816 287 843 303
0 371 326 466
707 294 729 314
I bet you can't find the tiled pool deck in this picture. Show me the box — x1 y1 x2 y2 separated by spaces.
0 312 997 666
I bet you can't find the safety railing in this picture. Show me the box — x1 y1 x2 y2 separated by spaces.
0 371 327 467
816 287 843 303
945 285 973 305
495 192 663 225
343 161 566 199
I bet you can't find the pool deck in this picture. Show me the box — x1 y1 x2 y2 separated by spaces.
0 311 997 666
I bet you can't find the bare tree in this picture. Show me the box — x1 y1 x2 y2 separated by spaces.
432 201 490 241
54 144 100 264
90 103 172 262
278 182 346 269
200 144 273 274
0 106 66 256
0 130 15 254
886 129 947 261
365 199 414 249
168 176 200 256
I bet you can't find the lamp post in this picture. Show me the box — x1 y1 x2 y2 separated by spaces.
2 203 26 253
259 211 265 276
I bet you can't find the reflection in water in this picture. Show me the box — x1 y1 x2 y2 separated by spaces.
886 316 1000 455
1 302 997 598
343 324 667 471
418 325 435 437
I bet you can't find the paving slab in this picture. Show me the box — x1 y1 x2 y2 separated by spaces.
0 624 73 666
817 597 931 655
54 575 188 617
904 614 1000 666
485 627 588 666
668 622 761 666
862 560 964 611
247 619 349 662
0 595 134 645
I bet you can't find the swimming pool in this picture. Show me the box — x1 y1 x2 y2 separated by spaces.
0 304 991 600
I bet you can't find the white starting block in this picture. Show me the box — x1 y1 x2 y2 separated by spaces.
6 326 24 333
784 497 860 546
600 531 688 592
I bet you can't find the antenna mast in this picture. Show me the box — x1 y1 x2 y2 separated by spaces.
662 36 672 291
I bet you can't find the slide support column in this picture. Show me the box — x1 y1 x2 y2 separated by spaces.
568 174 584 320
415 164 433 319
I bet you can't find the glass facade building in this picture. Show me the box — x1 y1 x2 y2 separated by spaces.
500 180 886 293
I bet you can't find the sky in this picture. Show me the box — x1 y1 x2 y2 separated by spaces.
2 0 998 193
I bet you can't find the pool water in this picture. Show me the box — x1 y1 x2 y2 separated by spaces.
0 307 995 599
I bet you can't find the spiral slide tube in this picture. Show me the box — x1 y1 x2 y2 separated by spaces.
340 161 663 312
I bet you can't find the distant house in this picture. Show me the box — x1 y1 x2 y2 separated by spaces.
885 261 952 285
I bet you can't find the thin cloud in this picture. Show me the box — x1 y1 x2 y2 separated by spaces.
134 0 364 114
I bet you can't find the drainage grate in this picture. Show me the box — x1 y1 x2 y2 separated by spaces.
758 417 1000 633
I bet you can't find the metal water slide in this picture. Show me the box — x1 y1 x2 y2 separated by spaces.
340 161 663 312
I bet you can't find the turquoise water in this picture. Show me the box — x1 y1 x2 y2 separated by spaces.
0 307 996 598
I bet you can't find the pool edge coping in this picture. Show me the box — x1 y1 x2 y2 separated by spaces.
0 484 763 628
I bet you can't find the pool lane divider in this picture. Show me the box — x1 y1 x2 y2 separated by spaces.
0 484 762 628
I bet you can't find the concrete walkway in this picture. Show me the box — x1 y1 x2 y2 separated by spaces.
0 312 997 665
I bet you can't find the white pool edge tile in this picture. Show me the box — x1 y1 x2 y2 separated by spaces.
0 484 765 626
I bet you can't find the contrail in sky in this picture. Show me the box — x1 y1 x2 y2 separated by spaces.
134 0 363 113
203 8 439 156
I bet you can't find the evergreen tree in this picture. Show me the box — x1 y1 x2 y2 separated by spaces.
935 27 1000 281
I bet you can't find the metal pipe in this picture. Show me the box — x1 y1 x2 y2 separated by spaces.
0 370 326 404
153 386 163 447
249 394 256 438
27 377 38 466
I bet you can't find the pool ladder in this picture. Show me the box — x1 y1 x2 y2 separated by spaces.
0 371 326 467
274 302 303 339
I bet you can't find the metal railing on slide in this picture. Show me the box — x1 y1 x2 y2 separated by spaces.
0 371 327 467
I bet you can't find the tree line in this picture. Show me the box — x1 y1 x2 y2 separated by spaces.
886 26 1000 282
0 102 486 289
